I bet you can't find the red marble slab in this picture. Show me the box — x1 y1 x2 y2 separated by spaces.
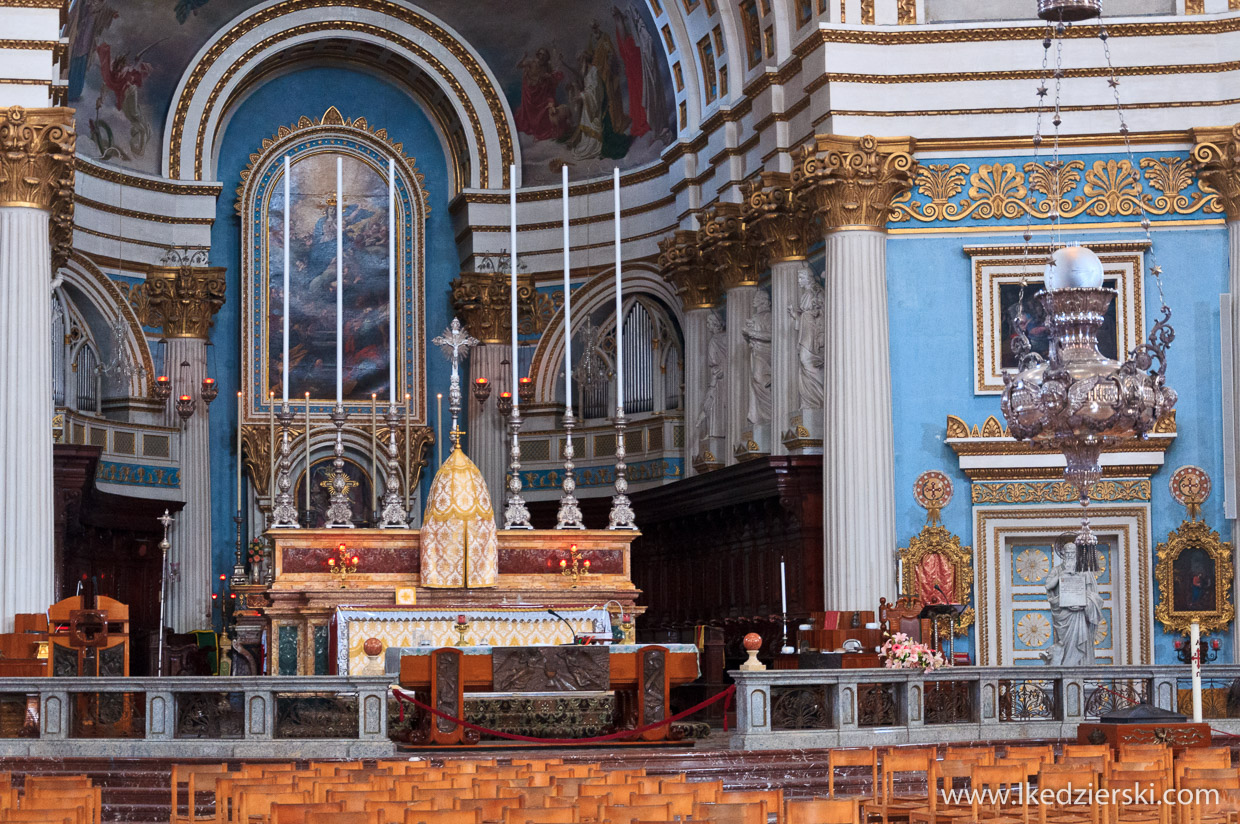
282 545 421 574
497 547 624 575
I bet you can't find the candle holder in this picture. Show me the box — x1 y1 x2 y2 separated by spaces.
607 407 637 530
556 410 585 529
559 543 591 584
200 377 219 405
326 543 359 588
518 376 534 405
503 406 533 529
379 405 409 528
153 374 173 402
270 405 300 528
455 615 471 647
497 391 513 416
1175 636 1221 665
619 613 634 644
472 377 491 406
324 404 355 528
175 393 196 424
230 511 247 587
157 509 173 677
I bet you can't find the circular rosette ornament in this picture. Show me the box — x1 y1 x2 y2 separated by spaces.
1169 466 1211 521
913 471 953 524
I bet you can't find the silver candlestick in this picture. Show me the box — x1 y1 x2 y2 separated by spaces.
324 404 355 528
270 405 300 528
504 406 533 529
608 407 637 530
556 409 585 529
231 511 246 587
157 509 174 677
379 405 409 528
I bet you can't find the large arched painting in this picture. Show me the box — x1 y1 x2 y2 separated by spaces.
66 0 676 183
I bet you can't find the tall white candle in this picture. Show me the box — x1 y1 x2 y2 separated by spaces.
336 156 344 405
510 164 519 409
1191 621 1203 723
562 165 572 411
304 392 311 517
236 391 243 508
780 559 788 616
282 155 290 405
388 158 397 404
614 167 623 410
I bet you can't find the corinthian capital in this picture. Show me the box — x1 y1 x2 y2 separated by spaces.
697 201 766 290
740 171 814 262
133 251 226 338
659 229 722 310
792 134 918 232
450 270 537 344
0 107 75 269
1192 123 1240 220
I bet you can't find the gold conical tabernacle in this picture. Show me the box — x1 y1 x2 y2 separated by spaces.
419 443 499 588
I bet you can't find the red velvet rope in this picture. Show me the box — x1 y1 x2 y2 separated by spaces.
390 682 736 744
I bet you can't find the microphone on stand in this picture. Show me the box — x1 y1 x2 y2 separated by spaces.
547 609 580 645
933 583 950 604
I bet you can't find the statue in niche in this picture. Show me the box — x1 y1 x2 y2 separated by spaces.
695 312 727 443
1041 534 1102 667
742 289 772 427
789 267 824 409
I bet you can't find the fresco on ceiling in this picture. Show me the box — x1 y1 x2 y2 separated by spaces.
66 0 677 184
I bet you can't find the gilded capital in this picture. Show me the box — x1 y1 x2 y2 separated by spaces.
450 270 536 344
133 257 227 338
697 201 767 290
792 134 918 232
1192 123 1240 220
658 229 722 310
740 171 814 262
0 107 75 268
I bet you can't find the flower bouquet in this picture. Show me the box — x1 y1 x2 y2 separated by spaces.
880 632 946 671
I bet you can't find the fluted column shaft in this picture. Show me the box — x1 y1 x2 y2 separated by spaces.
770 259 805 455
165 337 211 631
823 229 896 610
467 342 506 515
0 207 55 631
725 285 757 462
1228 219 1240 663
683 307 713 476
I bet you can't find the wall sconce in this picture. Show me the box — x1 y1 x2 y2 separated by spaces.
327 543 360 588
473 377 491 406
497 391 513 416
518 376 534 405
200 377 219 406
175 392 196 423
153 374 173 402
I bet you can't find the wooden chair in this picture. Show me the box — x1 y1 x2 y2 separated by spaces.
946 746 996 764
1036 766 1099 824
829 750 880 799
172 765 232 824
305 813 379 824
1178 769 1240 824
1060 745 1112 762
0 812 75 824
1118 746 1171 768
1007 745 1056 764
237 788 311 824
1174 753 1232 791
910 755 989 824
864 749 935 824
500 807 574 824
455 797 523 821
691 801 769 824
600 803 673 824
326 789 387 812
21 785 99 824
270 803 345 824
403 812 480 824
664 779 723 803
969 764 1029 824
720 790 786 824
787 799 861 824
1103 772 1170 824
545 795 606 822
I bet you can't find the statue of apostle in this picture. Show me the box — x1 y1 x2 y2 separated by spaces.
695 312 727 444
742 289 773 427
1040 535 1102 666
789 268 824 410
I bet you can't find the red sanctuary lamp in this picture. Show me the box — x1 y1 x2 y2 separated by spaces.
327 543 359 589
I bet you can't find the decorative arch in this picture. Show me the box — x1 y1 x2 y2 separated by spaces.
528 264 683 404
235 106 430 424
58 252 156 400
163 0 518 188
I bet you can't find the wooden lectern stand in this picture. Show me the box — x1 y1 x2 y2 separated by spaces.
47 595 130 677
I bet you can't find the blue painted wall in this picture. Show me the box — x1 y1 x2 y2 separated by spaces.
886 196 1230 663
207 66 456 607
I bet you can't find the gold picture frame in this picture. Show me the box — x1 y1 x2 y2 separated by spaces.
1154 518 1234 636
898 523 975 636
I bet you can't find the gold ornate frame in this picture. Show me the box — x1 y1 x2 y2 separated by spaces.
966 241 1148 394
898 523 975 636
1154 519 1234 636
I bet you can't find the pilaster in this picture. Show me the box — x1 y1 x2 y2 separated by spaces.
0 107 74 632
792 134 917 611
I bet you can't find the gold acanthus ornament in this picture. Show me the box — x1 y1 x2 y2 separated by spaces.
449 270 537 345
1191 123 1240 220
792 134 918 231
658 229 723 310
0 107 75 269
132 265 227 339
696 201 767 289
739 171 814 263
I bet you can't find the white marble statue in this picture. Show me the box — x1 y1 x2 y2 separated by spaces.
695 312 727 443
1041 536 1103 667
789 268 824 409
742 289 773 427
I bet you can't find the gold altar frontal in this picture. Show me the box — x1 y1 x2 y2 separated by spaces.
242 528 643 675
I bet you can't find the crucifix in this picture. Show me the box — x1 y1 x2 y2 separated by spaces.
432 318 478 448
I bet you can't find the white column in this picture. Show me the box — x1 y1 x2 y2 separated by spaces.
467 342 506 516
770 260 804 456
823 229 896 611
0 207 54 631
165 337 212 632
1228 219 1240 663
683 307 714 476
725 285 757 462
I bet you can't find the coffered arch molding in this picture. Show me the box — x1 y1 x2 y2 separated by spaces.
527 264 683 404
164 0 518 189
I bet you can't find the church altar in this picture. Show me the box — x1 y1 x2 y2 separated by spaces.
245 528 643 675
334 605 614 676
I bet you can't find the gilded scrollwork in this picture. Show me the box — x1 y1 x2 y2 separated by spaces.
1154 518 1234 636
739 171 814 262
134 262 227 339
792 134 918 230
898 523 975 636
1191 123 1240 219
697 201 767 289
0 107 75 269
891 156 1222 224
659 230 722 310
972 479 1151 505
